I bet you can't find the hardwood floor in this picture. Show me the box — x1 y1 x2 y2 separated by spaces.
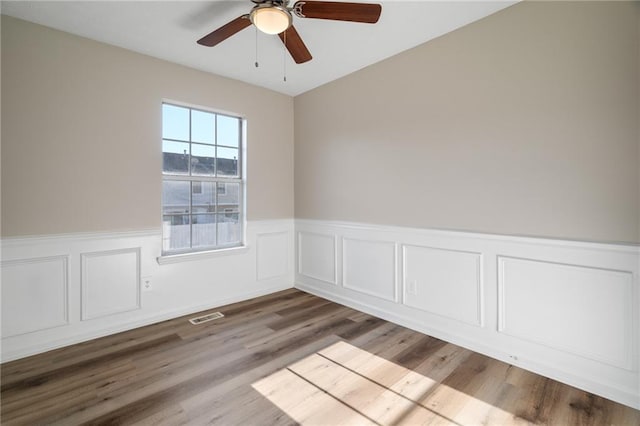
1 289 638 425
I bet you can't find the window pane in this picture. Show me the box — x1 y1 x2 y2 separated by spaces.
217 213 241 246
163 140 190 174
191 144 215 176
191 110 214 144
217 147 239 177
192 214 216 248
216 182 227 196
217 115 240 148
162 104 189 141
162 180 190 215
217 182 240 212
192 181 216 213
162 214 191 252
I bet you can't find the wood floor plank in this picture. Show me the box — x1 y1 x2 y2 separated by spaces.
1 334 181 393
183 334 345 425
252 368 376 426
289 352 435 425
130 403 190 426
390 334 449 370
1 357 135 414
272 294 331 317
245 305 355 349
187 383 296 426
1 289 638 425
410 342 473 383
265 300 348 331
336 316 386 341
320 340 439 403
350 323 426 359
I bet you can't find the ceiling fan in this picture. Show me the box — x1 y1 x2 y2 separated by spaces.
197 0 382 64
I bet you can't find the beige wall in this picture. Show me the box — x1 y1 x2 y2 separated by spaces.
3 2 639 244
295 1 640 244
1 16 294 237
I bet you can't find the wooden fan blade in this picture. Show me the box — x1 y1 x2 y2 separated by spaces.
293 1 381 23
278 26 312 64
197 15 251 47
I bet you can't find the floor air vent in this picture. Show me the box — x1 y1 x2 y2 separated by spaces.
189 311 224 325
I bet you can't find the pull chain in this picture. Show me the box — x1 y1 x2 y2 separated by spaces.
254 26 259 68
283 30 287 82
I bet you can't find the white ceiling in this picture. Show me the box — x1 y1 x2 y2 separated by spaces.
1 1 516 96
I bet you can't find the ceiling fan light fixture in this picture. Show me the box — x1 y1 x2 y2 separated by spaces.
250 4 292 35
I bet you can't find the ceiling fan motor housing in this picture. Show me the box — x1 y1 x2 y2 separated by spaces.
250 2 293 35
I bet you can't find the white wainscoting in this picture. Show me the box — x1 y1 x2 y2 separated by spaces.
1 219 294 362
294 219 640 409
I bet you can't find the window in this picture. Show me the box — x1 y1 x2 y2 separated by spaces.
161 103 243 254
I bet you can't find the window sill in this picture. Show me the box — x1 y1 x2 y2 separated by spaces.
157 245 249 265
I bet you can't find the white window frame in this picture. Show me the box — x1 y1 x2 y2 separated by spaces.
159 101 246 262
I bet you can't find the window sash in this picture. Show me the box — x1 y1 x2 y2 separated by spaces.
161 102 244 255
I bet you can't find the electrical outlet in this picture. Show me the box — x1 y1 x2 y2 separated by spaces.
407 280 418 295
141 276 153 292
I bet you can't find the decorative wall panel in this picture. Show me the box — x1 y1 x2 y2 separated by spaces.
81 248 141 320
498 256 633 369
343 238 396 301
298 232 337 284
1 256 68 337
403 245 482 326
257 231 289 281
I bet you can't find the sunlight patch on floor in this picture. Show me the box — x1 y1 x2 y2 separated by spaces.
252 340 510 425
